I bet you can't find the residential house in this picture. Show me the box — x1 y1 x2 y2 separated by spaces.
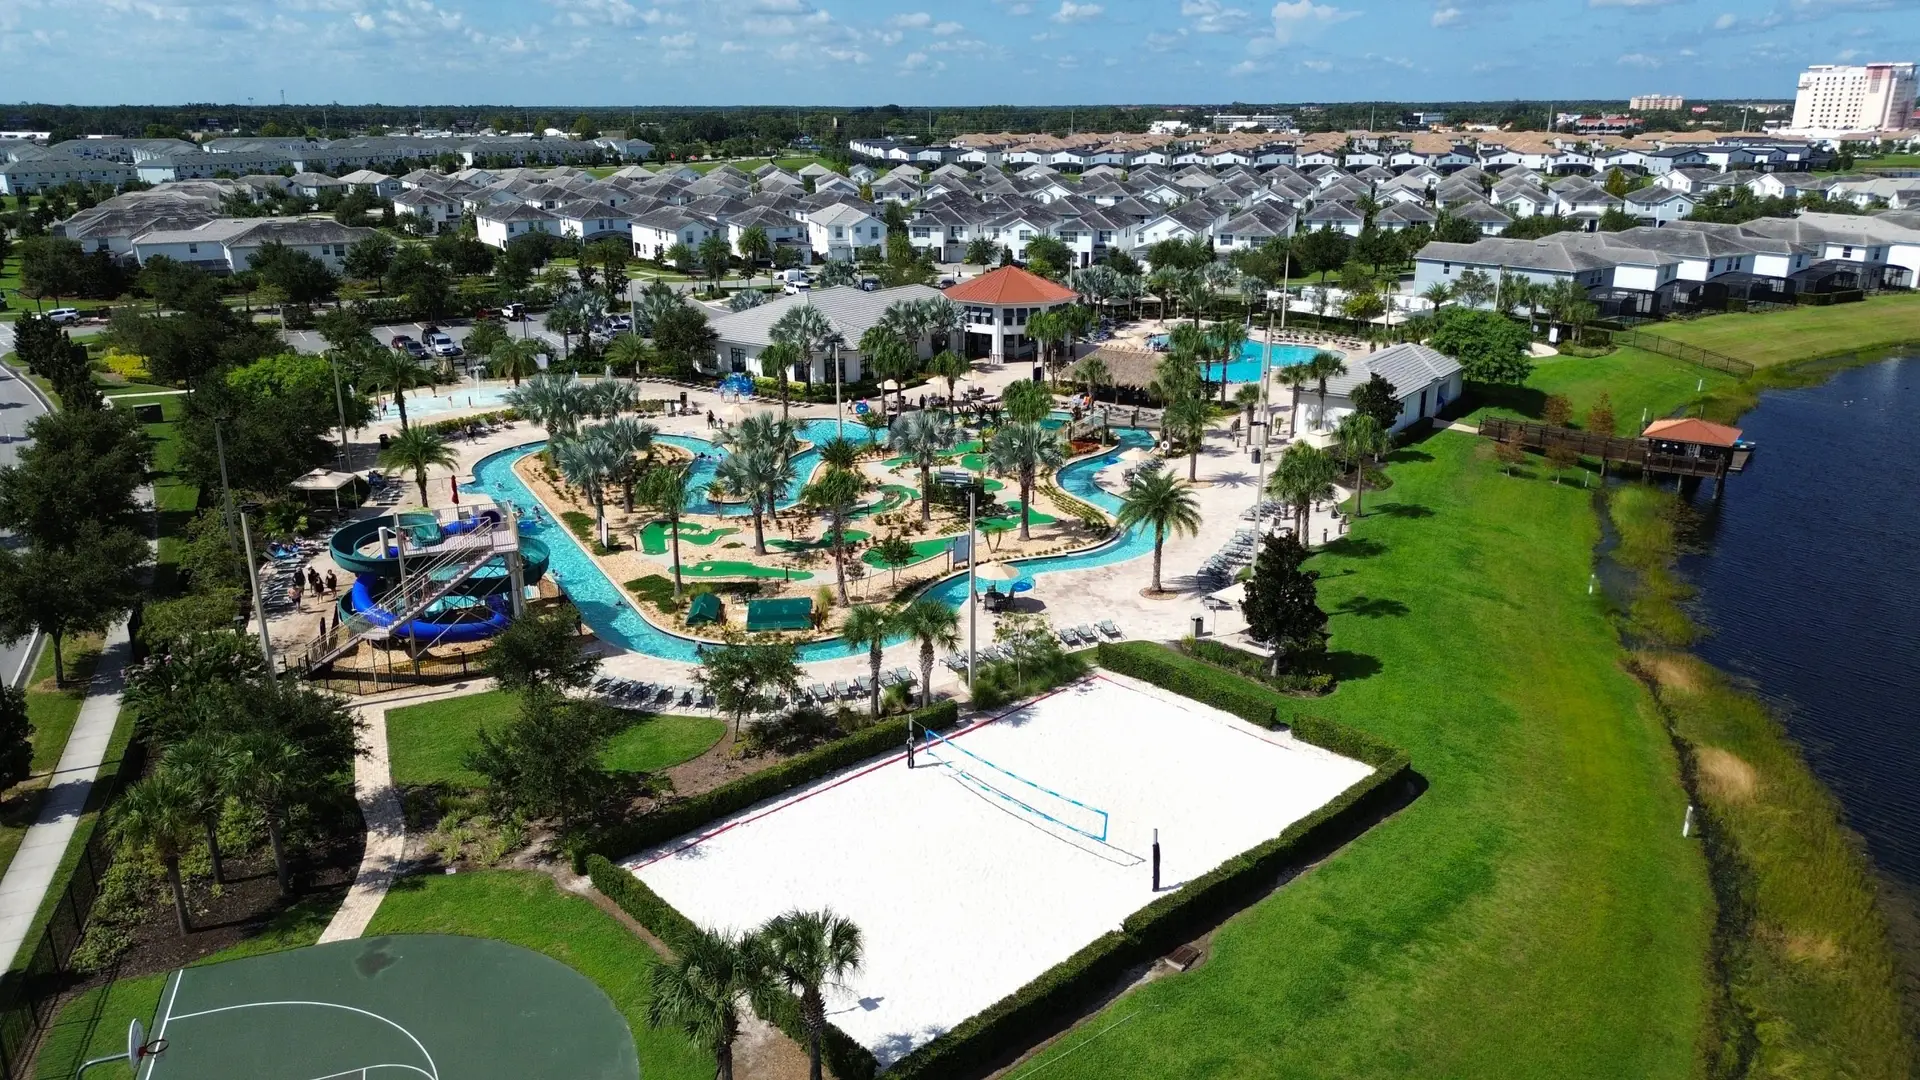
1307 343 1463 434
807 203 886 261
392 187 461 233
704 284 947 381
475 203 559 248
630 206 719 260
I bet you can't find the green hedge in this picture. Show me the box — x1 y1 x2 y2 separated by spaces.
568 699 960 871
585 854 879 1080
884 645 1410 1079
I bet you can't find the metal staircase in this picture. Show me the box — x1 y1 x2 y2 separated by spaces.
295 517 512 675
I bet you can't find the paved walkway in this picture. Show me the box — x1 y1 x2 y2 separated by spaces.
0 622 131 971
318 680 489 943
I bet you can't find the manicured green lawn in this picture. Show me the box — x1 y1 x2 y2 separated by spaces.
1648 294 1920 367
1471 347 1739 434
387 688 723 790
34 896 339 1079
365 871 710 1080
1024 432 1713 1079
0 638 105 888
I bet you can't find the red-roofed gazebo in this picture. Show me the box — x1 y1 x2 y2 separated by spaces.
943 266 1079 363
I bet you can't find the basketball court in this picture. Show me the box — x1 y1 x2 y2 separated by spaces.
122 935 637 1080
626 673 1375 1066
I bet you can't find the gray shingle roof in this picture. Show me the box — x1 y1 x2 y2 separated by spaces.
708 284 948 349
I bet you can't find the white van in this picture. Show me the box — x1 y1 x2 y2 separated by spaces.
774 269 810 286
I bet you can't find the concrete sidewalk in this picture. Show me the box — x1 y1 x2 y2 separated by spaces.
0 621 132 971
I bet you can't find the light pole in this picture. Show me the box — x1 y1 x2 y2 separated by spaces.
214 418 239 548
325 349 351 469
237 501 277 673
1253 306 1274 536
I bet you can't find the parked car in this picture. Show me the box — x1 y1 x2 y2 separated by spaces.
503 302 528 321
392 336 428 359
429 339 463 358
782 281 811 295
857 275 880 292
774 269 810 286
603 313 632 331
47 308 80 325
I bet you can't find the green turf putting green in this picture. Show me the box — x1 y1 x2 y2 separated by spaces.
681 560 813 580
134 935 637 1080
766 529 869 554
638 521 738 555
857 485 918 516
979 499 1056 529
602 714 725 773
860 535 952 568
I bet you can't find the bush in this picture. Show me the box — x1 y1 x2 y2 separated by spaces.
568 700 959 870
1177 637 1334 696
102 347 152 382
968 650 1088 712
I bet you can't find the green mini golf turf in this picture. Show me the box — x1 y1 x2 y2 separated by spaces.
681 560 814 580
859 535 952 568
766 529 870 554
639 521 739 555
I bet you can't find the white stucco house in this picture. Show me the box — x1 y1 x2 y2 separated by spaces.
1306 343 1464 435
807 203 886 262
475 203 559 249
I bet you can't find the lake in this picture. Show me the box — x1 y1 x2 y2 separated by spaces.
1677 354 1920 893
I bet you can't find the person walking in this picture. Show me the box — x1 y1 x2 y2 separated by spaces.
326 569 339 594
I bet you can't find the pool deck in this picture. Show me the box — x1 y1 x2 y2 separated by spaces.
261 353 1351 696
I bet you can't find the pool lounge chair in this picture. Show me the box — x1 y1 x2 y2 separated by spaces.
809 683 831 703
1098 620 1122 639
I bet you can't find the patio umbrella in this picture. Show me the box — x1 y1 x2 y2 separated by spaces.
1120 448 1156 464
975 561 1021 583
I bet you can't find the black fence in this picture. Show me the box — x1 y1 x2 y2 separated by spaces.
1605 329 1757 379
0 738 150 1080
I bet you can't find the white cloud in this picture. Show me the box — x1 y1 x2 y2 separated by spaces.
1836 46 1861 59
1616 50 1662 66
1182 0 1251 32
1145 29 1186 49
1267 0 1357 43
932 20 962 33
351 10 374 28
1050 1 1103 23
719 38 747 51
887 11 932 27
1430 4 1460 25
1712 10 1736 25
1228 57 1268 74
1300 57 1332 70
899 49 932 70
658 30 694 47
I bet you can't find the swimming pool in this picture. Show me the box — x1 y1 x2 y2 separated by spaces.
463 428 1159 664
1141 338 1329 385
380 384 515 422
669 418 869 517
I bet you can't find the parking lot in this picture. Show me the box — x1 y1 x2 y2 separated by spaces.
281 315 570 365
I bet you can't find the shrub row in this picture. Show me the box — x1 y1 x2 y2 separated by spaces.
1177 637 1334 696
884 644 1411 1079
568 699 960 871
1096 641 1400 768
585 855 879 1080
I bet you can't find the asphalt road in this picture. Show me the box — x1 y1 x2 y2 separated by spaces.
0 322 52 687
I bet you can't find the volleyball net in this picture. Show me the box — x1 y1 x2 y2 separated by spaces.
909 719 1111 843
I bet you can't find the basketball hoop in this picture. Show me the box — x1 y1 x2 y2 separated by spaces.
76 1018 165 1077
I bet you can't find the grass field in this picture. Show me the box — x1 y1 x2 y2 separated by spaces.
1017 432 1714 1079
1648 294 1920 368
0 639 102 883
365 871 710 1080
1471 347 1741 434
33 895 340 1079
386 688 723 790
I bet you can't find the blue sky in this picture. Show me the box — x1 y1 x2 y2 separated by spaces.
1 0 1914 107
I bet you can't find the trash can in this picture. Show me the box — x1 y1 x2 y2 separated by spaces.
679 390 688 407
378 432 391 449
1191 615 1205 638
1250 447 1262 465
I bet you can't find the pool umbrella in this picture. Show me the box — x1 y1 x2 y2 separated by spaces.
975 562 1021 583
1120 448 1155 464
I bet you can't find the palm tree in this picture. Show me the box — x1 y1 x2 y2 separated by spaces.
1072 354 1113 438
1234 383 1263 433
647 928 770 1080
634 280 684 336
1206 319 1250 402
1333 412 1390 518
1279 361 1314 437
506 371 591 439
596 415 657 512
1421 281 1453 310
1024 309 1066 376
1452 268 1494 308
1162 392 1212 482
1114 469 1201 596
927 350 970 408
986 423 1066 541
555 432 621 549
919 297 963 354
841 604 897 723
857 326 913 421
712 446 788 556
802 466 866 605
1267 442 1338 543
642 462 696 599
737 225 771 286
220 732 305 897
756 910 864 1080
379 427 458 506
897 599 958 708
606 333 654 379
112 773 202 934
890 411 955 525
161 735 232 886
757 340 803 419
368 347 437 432
491 336 543 386
1308 350 1349 432
463 320 510 369
770 303 834 398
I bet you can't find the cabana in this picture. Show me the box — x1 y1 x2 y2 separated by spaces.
745 597 813 632
686 592 724 627
289 468 360 509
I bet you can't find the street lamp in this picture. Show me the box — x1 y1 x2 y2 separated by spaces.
937 470 978 693
237 500 278 673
